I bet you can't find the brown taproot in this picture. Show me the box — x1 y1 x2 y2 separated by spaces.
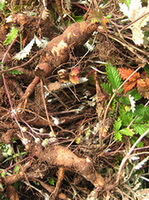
18 21 99 108
26 143 105 189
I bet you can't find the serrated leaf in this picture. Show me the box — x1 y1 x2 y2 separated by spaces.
122 115 134 126
101 83 112 94
128 89 142 101
120 89 141 105
119 96 130 105
7 69 24 75
114 131 122 141
123 81 137 93
132 123 149 135
119 110 134 126
114 118 122 132
134 104 149 119
118 67 140 81
119 128 135 136
130 136 144 147
14 38 35 60
4 27 19 45
119 0 149 45
106 63 122 90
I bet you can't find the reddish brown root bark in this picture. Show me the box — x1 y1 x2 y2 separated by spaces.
18 21 99 108
25 143 105 189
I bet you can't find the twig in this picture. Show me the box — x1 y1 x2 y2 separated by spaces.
0 155 33 174
0 51 41 74
40 79 54 133
116 128 149 184
120 12 149 32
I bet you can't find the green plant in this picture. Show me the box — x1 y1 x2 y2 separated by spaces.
4 27 19 45
0 143 27 163
101 63 149 143
0 62 24 76
0 1 5 10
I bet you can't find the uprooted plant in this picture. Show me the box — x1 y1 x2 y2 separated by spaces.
0 6 109 199
0 0 149 199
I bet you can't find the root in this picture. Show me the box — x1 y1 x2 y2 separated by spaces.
18 21 99 108
25 143 105 189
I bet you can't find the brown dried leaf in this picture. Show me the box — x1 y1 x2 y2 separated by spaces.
137 74 149 99
6 14 28 26
123 81 137 93
47 81 62 92
118 67 140 82
137 86 149 99
6 185 19 200
137 79 147 88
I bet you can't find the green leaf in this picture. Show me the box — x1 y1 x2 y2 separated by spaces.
72 15 83 22
119 107 133 126
0 2 5 10
7 69 24 75
101 83 112 94
105 63 122 90
132 124 149 135
121 0 131 6
119 128 135 136
133 105 149 122
130 136 144 147
128 89 142 101
119 96 130 105
144 64 149 75
119 88 141 105
48 178 55 185
114 118 122 132
114 131 122 141
4 27 19 45
13 165 20 174
0 171 6 178
106 14 112 18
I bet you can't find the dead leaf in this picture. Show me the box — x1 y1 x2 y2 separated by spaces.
47 81 62 92
6 185 19 200
118 67 140 81
137 72 149 99
137 78 147 88
58 69 69 83
6 13 28 26
123 81 137 93
119 0 149 45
